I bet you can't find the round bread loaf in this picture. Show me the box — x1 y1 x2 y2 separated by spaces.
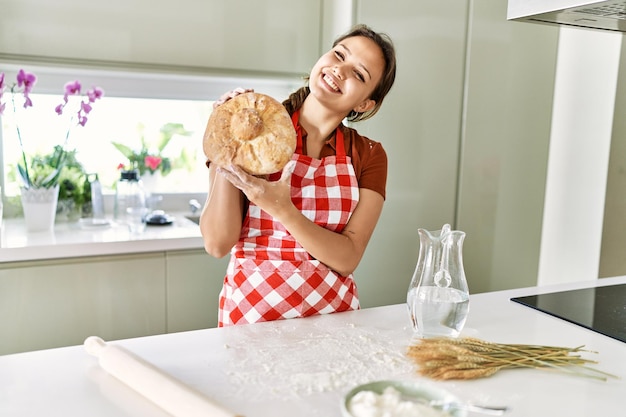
203 92 297 175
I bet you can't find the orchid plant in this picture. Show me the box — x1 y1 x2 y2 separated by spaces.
0 69 104 189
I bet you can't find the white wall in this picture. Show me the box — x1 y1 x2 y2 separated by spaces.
538 27 622 285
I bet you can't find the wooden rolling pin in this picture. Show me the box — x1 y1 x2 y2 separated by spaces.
84 336 241 417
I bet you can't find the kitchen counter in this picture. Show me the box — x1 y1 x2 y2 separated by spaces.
0 214 203 263
1 276 624 417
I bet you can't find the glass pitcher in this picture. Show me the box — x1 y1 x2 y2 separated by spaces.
407 224 470 338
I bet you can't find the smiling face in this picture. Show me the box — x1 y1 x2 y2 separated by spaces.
308 35 385 118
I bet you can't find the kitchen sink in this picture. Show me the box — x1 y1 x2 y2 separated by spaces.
185 215 200 225
185 199 202 225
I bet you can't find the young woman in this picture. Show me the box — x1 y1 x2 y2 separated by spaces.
200 24 397 326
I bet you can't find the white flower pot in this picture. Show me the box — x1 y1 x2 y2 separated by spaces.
140 171 161 194
20 185 60 232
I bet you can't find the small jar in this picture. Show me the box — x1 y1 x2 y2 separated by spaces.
114 170 148 233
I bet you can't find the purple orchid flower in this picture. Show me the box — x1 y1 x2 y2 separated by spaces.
0 68 104 188
16 70 37 109
87 87 104 102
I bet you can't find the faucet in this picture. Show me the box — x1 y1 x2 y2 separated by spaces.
189 199 202 214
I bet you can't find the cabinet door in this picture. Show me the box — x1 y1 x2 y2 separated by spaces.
0 254 167 355
0 0 321 74
165 249 229 332
353 0 469 307
455 1 558 291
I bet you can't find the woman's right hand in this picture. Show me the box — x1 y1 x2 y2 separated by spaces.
213 87 254 109
216 161 296 221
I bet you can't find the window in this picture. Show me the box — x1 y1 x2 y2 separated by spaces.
2 93 214 195
1 63 301 202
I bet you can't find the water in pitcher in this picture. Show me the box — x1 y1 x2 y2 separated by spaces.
408 286 470 338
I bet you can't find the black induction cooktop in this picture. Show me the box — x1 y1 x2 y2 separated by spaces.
511 284 626 343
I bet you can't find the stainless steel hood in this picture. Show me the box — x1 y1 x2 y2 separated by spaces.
508 0 626 32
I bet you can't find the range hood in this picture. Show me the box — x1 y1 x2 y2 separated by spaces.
508 0 626 32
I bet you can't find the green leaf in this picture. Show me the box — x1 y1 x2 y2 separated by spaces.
17 163 31 187
160 158 172 176
157 122 193 152
111 142 135 159
40 168 62 188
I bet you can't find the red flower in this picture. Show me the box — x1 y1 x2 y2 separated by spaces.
144 155 162 171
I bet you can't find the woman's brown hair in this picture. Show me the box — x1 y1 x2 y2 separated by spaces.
282 24 397 122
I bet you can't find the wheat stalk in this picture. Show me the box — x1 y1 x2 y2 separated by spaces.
406 337 619 381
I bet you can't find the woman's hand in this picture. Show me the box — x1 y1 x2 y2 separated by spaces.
213 87 254 108
217 160 384 276
217 161 297 220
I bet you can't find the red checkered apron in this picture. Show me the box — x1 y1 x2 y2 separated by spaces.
218 110 360 326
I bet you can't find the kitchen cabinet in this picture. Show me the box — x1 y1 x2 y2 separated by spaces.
600 39 626 278
352 0 469 307
456 0 559 291
165 249 229 332
0 0 321 75
0 253 167 355
352 0 559 296
0 249 229 355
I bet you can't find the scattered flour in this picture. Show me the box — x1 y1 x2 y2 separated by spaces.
221 319 415 401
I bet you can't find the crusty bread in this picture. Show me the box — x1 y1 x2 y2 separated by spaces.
203 92 297 175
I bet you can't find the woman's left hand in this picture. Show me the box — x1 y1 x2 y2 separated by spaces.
217 161 297 219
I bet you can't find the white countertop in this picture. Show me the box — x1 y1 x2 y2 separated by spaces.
1 276 624 417
0 214 204 263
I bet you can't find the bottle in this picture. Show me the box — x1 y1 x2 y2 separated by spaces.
407 224 470 338
114 170 148 234
89 174 105 220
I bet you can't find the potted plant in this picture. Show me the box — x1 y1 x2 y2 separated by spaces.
41 147 90 222
112 122 194 178
0 69 103 231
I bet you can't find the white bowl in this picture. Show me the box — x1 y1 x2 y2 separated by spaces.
341 379 467 417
